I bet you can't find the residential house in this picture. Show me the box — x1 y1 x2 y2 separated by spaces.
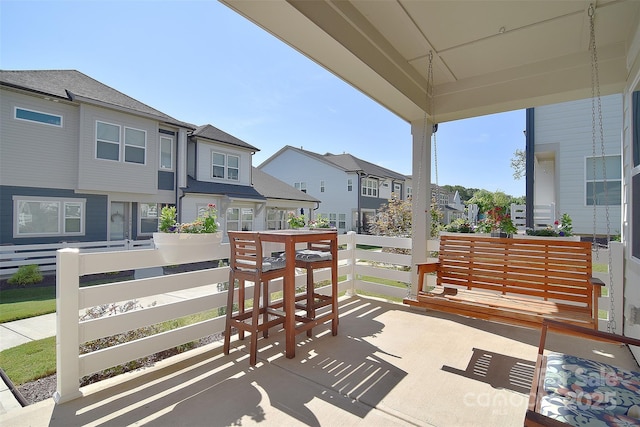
525 93 622 236
404 176 466 225
259 145 407 233
0 70 316 245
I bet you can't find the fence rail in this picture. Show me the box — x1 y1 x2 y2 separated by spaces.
50 233 623 403
0 240 154 277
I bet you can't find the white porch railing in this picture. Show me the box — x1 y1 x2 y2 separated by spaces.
53 233 620 403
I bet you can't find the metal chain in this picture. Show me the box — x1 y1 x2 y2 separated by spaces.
589 4 615 332
428 51 439 189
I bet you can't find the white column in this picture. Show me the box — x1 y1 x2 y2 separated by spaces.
410 118 432 297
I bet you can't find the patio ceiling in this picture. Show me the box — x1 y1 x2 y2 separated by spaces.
220 0 640 123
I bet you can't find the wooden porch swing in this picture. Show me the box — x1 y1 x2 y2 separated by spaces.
403 34 605 331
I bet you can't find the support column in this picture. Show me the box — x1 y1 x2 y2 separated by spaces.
410 118 432 297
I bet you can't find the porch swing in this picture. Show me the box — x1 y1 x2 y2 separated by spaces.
403 19 605 331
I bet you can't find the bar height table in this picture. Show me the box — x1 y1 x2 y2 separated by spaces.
257 229 339 359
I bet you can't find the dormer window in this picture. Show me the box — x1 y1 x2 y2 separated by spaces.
212 152 239 181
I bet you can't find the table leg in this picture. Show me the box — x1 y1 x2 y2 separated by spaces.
284 239 296 358
331 240 338 335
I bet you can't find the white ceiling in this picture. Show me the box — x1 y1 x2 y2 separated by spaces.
220 0 640 123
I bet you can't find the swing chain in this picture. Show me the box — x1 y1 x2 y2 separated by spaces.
589 4 616 333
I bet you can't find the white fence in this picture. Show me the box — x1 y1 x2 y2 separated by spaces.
0 240 154 277
510 203 556 231
53 233 621 403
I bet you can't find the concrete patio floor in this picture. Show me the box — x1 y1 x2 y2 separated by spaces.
2 295 638 427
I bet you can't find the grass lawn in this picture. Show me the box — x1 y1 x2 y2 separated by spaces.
0 336 56 385
0 286 56 323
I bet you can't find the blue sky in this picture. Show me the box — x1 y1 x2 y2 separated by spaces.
1 0 526 197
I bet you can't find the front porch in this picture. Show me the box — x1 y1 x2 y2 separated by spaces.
4 295 638 426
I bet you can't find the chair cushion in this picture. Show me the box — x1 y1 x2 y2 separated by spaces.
539 352 640 425
235 257 286 272
293 249 332 262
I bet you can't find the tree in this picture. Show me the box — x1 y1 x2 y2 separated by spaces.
511 149 526 180
368 194 412 238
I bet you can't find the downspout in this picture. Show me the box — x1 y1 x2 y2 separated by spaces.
525 108 535 229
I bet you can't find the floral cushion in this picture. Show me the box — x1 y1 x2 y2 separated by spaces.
540 352 640 426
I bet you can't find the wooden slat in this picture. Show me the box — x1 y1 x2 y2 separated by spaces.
408 234 598 329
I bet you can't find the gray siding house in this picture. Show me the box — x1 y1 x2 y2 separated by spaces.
0 70 316 245
259 145 407 233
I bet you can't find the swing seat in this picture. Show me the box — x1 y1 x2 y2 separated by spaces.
403 234 604 330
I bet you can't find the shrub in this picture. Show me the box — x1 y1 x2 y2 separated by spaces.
8 264 43 286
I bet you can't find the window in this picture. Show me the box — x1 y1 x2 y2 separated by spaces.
394 183 402 195
15 107 62 127
96 121 146 164
407 186 412 199
267 209 287 230
226 207 253 231
212 152 239 180
338 213 346 229
585 155 621 205
140 203 158 234
294 182 307 193
124 127 146 164
14 197 85 237
160 137 173 169
320 181 325 193
329 213 337 228
96 121 120 161
347 179 353 192
633 91 640 168
361 178 378 197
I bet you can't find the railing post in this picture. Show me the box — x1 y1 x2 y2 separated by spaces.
54 248 82 403
345 231 356 296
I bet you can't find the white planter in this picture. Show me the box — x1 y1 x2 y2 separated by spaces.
152 232 223 264
512 234 580 242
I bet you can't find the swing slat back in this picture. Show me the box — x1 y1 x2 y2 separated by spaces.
404 234 603 329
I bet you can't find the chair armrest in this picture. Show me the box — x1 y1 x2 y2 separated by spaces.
538 319 640 356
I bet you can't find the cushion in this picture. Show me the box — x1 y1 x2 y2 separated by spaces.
294 249 332 262
235 256 286 272
539 352 640 425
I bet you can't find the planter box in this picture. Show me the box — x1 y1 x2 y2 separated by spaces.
152 232 223 264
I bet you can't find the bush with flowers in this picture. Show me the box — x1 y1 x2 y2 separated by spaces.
308 216 330 229
477 206 517 235
526 213 573 237
287 212 306 229
158 204 218 233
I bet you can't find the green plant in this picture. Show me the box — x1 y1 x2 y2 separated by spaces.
478 206 517 234
308 216 330 228
369 194 413 238
287 211 306 228
557 213 573 236
158 204 218 233
8 264 43 286
444 218 474 233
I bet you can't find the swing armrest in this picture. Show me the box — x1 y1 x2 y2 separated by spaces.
590 277 605 297
416 262 441 293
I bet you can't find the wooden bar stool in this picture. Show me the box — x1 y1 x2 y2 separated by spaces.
224 231 286 365
293 238 336 337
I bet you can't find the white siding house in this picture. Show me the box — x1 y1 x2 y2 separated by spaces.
259 146 407 233
530 94 622 236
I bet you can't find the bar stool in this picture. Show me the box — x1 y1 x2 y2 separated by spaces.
224 231 286 365
293 238 336 337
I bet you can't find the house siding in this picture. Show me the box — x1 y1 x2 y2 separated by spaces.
259 149 357 231
77 104 158 194
534 93 622 235
0 89 80 189
0 185 107 244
